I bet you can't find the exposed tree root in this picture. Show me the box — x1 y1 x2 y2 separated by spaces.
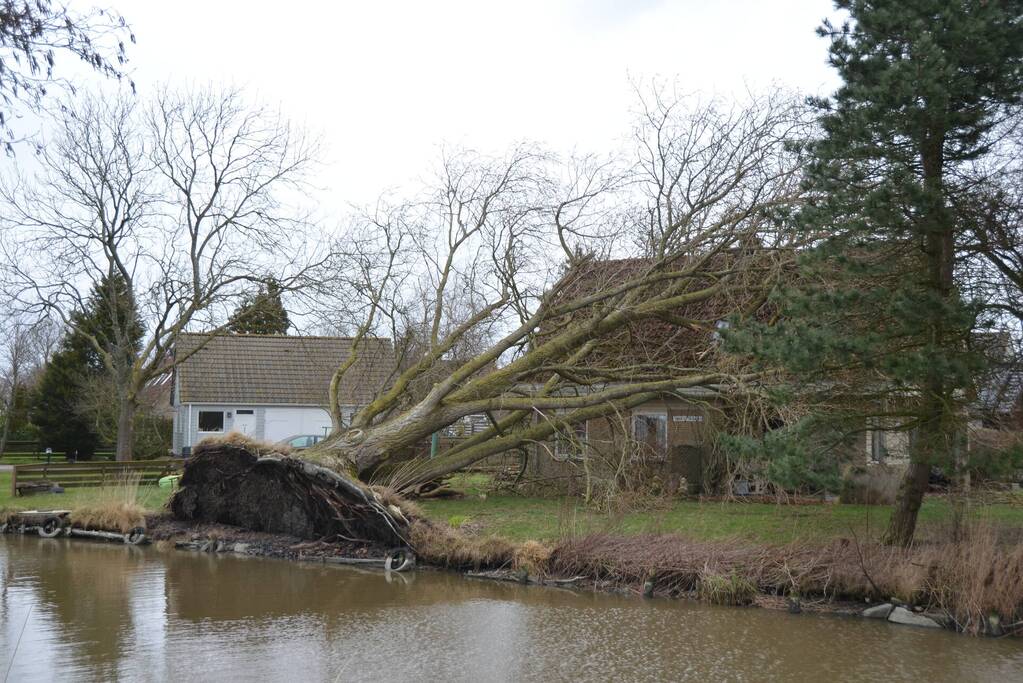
170 436 412 547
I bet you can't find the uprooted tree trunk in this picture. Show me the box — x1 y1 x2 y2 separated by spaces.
170 438 412 547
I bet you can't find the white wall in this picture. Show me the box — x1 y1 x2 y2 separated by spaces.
177 404 333 452
264 407 332 442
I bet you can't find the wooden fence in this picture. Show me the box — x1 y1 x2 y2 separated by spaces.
10 459 186 496
0 440 116 464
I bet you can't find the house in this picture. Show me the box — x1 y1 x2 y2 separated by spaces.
524 254 761 494
171 333 392 454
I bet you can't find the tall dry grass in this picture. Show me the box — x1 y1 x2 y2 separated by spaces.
548 524 1023 635
69 472 147 533
409 520 554 575
195 431 292 456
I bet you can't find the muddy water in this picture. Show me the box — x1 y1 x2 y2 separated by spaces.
1 536 1021 682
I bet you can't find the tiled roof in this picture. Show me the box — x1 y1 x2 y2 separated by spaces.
174 333 393 407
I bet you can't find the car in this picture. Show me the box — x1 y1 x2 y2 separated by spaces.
278 434 327 450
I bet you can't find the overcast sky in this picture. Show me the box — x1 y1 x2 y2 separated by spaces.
104 0 839 207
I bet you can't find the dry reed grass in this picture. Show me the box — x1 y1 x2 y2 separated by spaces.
370 485 424 520
549 526 1023 635
195 431 292 456
410 520 518 570
409 519 555 575
69 472 147 533
514 540 554 575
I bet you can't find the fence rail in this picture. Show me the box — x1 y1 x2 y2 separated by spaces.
1 441 116 464
11 458 186 496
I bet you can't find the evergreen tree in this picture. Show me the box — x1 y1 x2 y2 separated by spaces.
31 274 143 459
227 279 291 335
732 0 1023 545
31 343 98 458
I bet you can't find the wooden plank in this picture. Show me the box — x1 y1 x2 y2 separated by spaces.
14 466 180 476
13 459 183 472
11 459 186 494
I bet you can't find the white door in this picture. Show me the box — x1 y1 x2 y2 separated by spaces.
264 407 332 442
234 409 257 436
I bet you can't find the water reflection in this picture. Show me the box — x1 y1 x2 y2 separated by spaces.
2 536 1021 682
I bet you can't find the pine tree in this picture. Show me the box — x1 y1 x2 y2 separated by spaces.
31 343 98 459
227 279 291 335
733 0 1023 545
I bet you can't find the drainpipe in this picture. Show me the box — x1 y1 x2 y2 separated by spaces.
430 432 439 459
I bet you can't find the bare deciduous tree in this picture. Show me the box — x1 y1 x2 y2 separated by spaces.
0 314 55 456
0 0 134 151
0 86 318 460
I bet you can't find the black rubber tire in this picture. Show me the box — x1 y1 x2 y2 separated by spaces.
38 517 64 538
384 548 415 572
124 527 147 545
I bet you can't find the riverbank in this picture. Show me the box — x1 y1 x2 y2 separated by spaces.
139 509 1023 636
3 503 1019 637
3 469 1022 636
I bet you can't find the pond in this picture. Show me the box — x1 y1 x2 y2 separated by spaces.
1 535 1021 682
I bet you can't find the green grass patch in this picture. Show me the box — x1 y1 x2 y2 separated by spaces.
419 493 1023 544
0 471 172 513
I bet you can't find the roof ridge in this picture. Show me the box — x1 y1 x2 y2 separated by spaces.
177 332 392 342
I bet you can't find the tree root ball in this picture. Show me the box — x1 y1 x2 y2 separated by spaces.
170 439 409 547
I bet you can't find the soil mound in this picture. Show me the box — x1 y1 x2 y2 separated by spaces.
170 437 409 546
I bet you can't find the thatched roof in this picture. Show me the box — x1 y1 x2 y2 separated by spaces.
174 333 393 406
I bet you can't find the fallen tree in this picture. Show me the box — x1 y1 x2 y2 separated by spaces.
290 89 808 488
172 91 808 545
170 435 413 547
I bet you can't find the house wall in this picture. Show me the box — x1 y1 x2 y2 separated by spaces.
528 398 717 495
173 403 332 453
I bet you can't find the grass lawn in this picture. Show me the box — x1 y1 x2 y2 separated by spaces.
0 471 173 513
4 468 1021 546
419 475 1023 544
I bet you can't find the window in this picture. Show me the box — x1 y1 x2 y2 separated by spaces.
288 435 314 448
554 419 588 461
633 412 668 456
868 418 886 463
870 430 886 463
198 410 225 432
